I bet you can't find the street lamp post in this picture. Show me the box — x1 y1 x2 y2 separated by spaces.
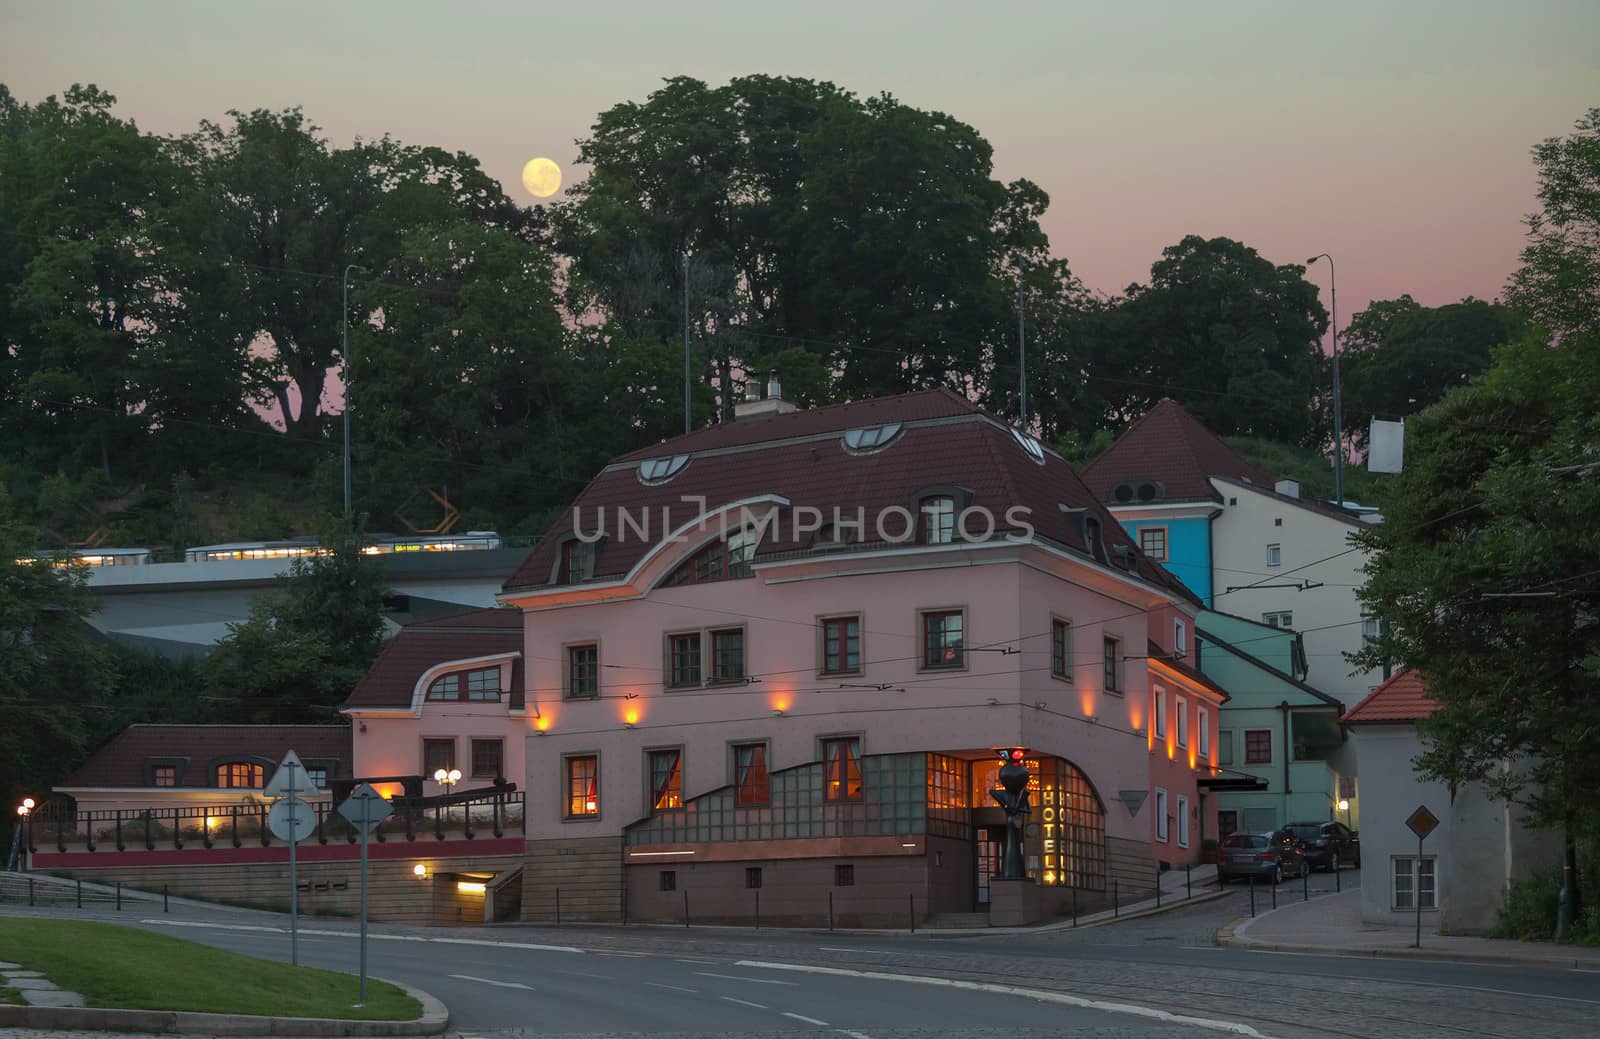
341 264 368 518
432 768 462 793
8 798 35 872
1306 254 1343 507
1338 798 1352 830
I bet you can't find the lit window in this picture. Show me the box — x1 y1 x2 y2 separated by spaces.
821 616 861 675
1266 543 1281 567
567 644 599 698
648 749 682 812
215 763 264 789
1139 527 1168 561
1051 619 1072 679
423 739 455 776
822 737 862 802
565 755 599 818
1103 636 1121 693
710 628 745 683
1263 611 1294 629
667 633 701 688
734 742 770 806
921 610 964 669
1245 729 1272 765
152 766 176 787
920 497 956 545
1155 788 1169 842
426 666 501 702
1393 856 1436 910
471 739 503 780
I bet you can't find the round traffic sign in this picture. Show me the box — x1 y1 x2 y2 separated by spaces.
267 797 316 844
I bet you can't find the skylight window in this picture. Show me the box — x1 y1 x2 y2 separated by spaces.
842 423 903 452
1011 428 1045 464
638 455 690 484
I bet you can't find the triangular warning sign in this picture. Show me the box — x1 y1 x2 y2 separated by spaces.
263 749 310 798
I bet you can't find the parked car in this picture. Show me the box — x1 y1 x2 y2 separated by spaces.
1285 821 1361 871
1215 830 1307 885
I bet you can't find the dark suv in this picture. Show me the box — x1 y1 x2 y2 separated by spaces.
1216 830 1307 885
1285 821 1360 871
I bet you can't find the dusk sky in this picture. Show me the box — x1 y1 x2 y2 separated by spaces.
5 1 1596 329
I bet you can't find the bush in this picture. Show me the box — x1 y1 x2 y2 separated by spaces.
1494 870 1562 940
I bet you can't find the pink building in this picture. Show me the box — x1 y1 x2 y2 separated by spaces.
349 387 1217 926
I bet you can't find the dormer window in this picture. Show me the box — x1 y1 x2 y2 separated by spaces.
842 423 903 453
638 455 690 485
1010 428 1045 464
426 666 502 702
1085 517 1104 561
216 762 264 789
663 528 760 587
920 496 956 544
562 539 596 584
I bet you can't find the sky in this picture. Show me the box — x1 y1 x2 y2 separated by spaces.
4 0 1597 330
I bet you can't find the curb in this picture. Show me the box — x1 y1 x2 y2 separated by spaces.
0 977 448 1036
1223 932 1600 971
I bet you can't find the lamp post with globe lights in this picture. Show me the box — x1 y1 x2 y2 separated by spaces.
8 798 35 872
433 768 462 793
1338 797 1352 830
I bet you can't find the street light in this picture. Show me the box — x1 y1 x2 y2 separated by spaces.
341 263 368 518
1306 254 1343 507
432 768 462 793
1338 797 1352 829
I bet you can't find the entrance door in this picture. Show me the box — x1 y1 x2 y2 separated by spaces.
975 826 1003 906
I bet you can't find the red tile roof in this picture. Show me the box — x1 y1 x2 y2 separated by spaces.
501 389 1198 604
1080 398 1275 504
61 725 351 789
343 607 524 710
1343 669 1438 725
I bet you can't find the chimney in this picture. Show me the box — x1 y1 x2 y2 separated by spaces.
734 368 800 420
1274 479 1300 499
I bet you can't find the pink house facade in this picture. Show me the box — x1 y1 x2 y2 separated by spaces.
365 386 1201 926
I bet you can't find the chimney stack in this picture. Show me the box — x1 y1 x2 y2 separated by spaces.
734 368 799 420
1275 479 1300 499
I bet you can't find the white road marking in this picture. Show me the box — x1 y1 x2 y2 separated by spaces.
734 960 1267 1037
836 1031 874 1039
819 947 898 954
644 981 699 993
674 956 718 963
783 1011 831 1026
694 971 799 986
719 996 769 1009
448 974 535 991
140 919 584 954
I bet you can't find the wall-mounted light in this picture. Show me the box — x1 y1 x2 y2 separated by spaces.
413 863 429 878
457 880 487 895
772 708 785 717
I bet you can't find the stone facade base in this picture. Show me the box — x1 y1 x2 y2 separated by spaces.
522 835 625 923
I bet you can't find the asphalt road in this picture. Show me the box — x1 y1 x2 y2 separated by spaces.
5 868 1598 1038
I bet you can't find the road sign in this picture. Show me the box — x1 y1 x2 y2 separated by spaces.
263 750 309 798
1405 804 1439 841
337 783 393 836
267 797 315 844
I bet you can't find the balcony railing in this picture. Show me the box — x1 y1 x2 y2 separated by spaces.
26 791 524 854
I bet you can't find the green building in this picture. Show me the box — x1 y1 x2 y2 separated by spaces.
1196 611 1351 837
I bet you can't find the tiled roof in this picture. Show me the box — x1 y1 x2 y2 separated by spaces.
343 607 524 710
1343 668 1438 725
1080 398 1275 504
61 725 351 789
1211 475 1367 527
501 389 1198 604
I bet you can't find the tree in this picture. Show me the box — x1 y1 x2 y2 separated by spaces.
1339 296 1522 449
1100 236 1329 445
0 485 116 828
202 515 388 723
1506 107 1600 344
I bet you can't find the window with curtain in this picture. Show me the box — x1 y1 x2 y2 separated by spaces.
734 743 770 806
649 749 682 812
215 762 263 789
922 610 964 668
565 755 598 818
822 737 862 802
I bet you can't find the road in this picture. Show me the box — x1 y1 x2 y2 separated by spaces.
4 868 1597 1038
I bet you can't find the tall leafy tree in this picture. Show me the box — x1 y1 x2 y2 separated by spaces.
1339 296 1522 449
1506 107 1600 344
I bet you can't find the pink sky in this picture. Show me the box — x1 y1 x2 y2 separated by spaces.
5 1 1595 348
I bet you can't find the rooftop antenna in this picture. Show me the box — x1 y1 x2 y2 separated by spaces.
1018 271 1026 431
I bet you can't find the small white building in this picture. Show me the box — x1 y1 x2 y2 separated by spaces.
1346 670 1560 932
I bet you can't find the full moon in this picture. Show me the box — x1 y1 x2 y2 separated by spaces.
521 157 562 199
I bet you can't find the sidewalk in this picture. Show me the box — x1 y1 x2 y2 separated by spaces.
1224 888 1600 969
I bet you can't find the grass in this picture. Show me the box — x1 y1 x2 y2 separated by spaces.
0 986 21 1005
0 919 421 1020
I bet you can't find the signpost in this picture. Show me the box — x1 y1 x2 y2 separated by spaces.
264 750 313 966
337 783 393 1005
1405 804 1440 949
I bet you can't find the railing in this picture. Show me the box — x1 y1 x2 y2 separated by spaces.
27 791 524 855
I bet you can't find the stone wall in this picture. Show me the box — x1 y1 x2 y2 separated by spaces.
522 836 624 923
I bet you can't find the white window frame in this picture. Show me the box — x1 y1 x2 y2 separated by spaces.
1263 611 1294 629
1174 619 1187 655
1392 855 1438 911
1154 686 1167 739
1266 543 1281 567
1199 706 1210 759
1176 696 1188 748
1155 787 1169 843
1176 795 1190 848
